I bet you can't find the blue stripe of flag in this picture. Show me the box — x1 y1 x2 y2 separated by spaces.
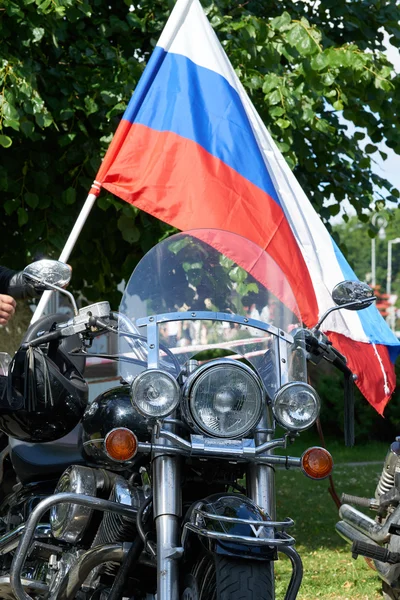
122 47 281 207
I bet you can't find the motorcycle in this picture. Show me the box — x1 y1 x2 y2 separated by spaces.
0 229 375 600
337 438 400 599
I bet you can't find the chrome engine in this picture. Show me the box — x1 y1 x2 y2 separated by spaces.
0 465 145 600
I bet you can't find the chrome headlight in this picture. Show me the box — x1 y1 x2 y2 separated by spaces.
183 359 264 439
272 382 320 432
130 369 181 418
50 465 97 543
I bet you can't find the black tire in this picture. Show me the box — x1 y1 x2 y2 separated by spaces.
182 554 274 600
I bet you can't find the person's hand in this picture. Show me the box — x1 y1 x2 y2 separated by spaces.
0 295 16 325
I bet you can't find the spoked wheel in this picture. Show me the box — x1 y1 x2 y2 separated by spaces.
181 554 274 600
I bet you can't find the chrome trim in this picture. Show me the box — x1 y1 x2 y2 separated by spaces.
10 493 137 600
136 311 294 343
134 433 301 468
0 576 48 600
50 466 98 543
147 320 160 369
55 544 125 600
279 544 304 600
194 510 294 529
153 418 181 600
0 524 51 556
278 331 289 385
183 523 295 547
339 503 400 544
248 409 276 520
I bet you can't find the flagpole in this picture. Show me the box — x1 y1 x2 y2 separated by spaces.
30 193 98 324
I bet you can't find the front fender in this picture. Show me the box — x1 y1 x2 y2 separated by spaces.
182 493 278 561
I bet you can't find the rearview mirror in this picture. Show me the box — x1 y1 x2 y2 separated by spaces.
332 280 375 311
23 260 72 289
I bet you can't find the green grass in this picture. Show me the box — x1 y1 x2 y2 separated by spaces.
272 438 387 599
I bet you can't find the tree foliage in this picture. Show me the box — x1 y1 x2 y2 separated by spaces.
0 0 399 305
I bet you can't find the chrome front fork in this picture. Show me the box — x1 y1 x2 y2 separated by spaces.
247 409 276 599
247 407 276 517
153 424 182 600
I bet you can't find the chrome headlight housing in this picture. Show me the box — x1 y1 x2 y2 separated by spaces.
272 382 320 432
130 369 181 418
50 465 97 543
183 359 264 439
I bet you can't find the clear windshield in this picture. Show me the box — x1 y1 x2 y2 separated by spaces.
118 229 307 397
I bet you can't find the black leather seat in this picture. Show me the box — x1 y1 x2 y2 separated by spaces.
9 425 85 484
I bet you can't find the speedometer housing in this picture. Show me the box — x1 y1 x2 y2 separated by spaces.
182 359 264 439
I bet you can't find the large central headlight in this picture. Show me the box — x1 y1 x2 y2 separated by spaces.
183 359 264 439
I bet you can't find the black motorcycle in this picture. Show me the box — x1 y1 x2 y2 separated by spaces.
0 229 375 600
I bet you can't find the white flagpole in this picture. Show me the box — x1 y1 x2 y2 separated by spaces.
30 193 98 324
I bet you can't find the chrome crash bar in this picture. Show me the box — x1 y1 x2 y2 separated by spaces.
10 493 137 600
184 510 295 546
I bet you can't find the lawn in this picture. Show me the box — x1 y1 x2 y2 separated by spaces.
273 437 388 599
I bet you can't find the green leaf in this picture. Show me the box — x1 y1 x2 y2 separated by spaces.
332 100 344 110
266 89 281 105
117 215 140 244
24 192 39 208
365 144 377 154
84 97 98 116
269 106 285 117
62 187 76 205
310 53 329 71
4 118 19 131
37 0 52 13
354 132 365 141
58 133 76 147
328 204 340 216
59 108 74 120
276 118 291 129
262 73 280 94
17 207 28 226
245 24 256 39
35 112 53 128
0 135 12 148
270 12 291 32
20 120 34 137
320 72 335 86
2 102 19 120
4 199 19 215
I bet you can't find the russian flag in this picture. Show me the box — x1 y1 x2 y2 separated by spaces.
91 0 400 414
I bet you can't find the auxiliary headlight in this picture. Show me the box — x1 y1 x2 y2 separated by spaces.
50 465 97 543
130 369 181 418
183 359 264 439
272 382 320 432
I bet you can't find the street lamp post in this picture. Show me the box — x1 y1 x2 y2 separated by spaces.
387 237 400 332
371 214 388 287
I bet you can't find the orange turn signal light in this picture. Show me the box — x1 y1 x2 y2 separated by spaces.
301 446 333 480
105 428 138 462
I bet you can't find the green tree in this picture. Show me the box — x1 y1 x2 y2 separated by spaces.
0 0 399 306
334 210 400 301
